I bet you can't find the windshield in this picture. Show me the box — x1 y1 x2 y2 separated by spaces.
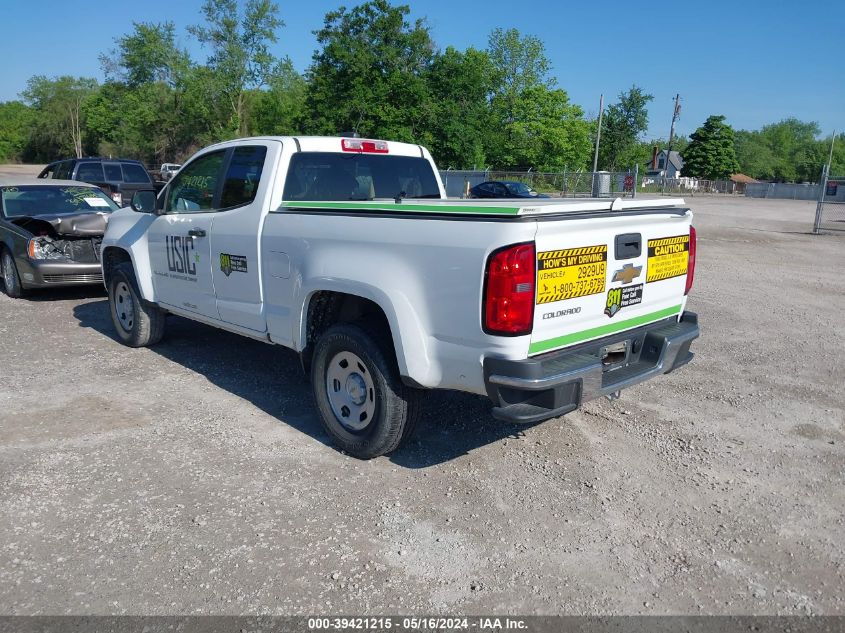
282 153 441 202
0 185 118 218
506 182 534 195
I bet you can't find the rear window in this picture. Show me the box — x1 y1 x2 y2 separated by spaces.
0 185 118 217
282 153 440 202
76 162 105 182
122 163 151 184
104 163 123 181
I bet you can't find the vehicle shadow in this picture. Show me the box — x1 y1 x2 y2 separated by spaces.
72 300 533 468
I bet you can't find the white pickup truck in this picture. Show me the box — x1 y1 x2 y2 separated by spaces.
101 136 699 458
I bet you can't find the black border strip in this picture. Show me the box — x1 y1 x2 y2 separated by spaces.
0 616 842 633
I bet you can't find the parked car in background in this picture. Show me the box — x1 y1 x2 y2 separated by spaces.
0 178 118 297
160 163 182 181
37 158 162 207
469 180 551 199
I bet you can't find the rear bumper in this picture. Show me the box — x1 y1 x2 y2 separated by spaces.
483 311 700 424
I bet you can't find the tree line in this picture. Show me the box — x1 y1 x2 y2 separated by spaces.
0 0 841 181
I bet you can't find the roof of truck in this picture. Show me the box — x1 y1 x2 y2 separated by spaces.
203 135 429 157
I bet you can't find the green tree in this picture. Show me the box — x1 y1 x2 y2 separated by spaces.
22 75 99 160
250 59 307 136
485 28 590 170
0 101 34 161
100 21 190 87
681 115 740 180
826 133 845 176
302 0 435 143
734 119 831 182
506 86 592 172
189 0 284 136
487 27 551 125
424 46 495 168
598 85 653 171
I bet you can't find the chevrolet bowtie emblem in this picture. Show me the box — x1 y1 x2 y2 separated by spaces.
612 263 643 284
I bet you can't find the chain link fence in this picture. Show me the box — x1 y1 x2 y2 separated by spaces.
814 176 845 233
745 182 821 200
440 170 640 198
439 169 743 199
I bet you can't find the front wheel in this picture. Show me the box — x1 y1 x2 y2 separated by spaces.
311 323 421 459
108 263 166 347
1 249 24 298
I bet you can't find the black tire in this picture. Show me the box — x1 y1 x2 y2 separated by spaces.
108 262 166 347
1 249 24 298
311 322 421 459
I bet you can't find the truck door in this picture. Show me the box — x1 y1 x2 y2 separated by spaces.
146 150 226 320
208 142 279 332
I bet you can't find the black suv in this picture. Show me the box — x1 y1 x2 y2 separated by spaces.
38 158 162 207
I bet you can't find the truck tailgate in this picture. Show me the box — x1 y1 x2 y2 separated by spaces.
530 210 692 356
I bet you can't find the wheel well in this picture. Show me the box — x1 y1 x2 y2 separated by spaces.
301 291 393 373
101 247 132 287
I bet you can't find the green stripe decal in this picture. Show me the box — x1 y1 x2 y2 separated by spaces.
528 305 683 355
280 201 522 215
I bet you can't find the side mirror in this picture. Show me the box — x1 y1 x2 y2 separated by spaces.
131 190 158 214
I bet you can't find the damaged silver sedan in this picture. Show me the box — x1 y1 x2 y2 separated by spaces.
0 178 118 298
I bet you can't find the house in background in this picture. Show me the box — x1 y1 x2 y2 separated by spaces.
644 146 684 180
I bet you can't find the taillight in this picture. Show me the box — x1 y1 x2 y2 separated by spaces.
341 138 389 153
685 226 696 295
483 242 536 335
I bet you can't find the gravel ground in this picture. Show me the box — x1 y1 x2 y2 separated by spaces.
0 196 843 616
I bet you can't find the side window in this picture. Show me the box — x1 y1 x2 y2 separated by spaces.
493 183 507 196
104 163 123 181
54 161 73 180
122 163 151 184
166 151 226 213
76 162 105 182
220 146 267 208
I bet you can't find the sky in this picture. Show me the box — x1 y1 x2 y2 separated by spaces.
1 0 842 140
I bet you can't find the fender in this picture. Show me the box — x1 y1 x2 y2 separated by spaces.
296 279 434 386
100 208 158 301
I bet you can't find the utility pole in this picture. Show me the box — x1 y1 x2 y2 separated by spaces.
591 94 604 198
592 94 604 174
661 93 681 194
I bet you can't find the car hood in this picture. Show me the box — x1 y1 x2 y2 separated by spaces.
10 212 109 237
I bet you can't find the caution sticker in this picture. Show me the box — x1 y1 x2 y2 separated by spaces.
537 245 607 304
647 235 689 283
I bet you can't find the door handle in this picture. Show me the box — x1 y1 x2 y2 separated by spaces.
188 228 206 238
614 233 641 259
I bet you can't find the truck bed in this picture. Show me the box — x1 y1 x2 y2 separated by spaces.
279 197 687 218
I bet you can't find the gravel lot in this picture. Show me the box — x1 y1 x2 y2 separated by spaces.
1 196 843 616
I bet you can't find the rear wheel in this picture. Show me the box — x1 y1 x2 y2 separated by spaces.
1 249 24 298
108 263 166 347
311 323 421 459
